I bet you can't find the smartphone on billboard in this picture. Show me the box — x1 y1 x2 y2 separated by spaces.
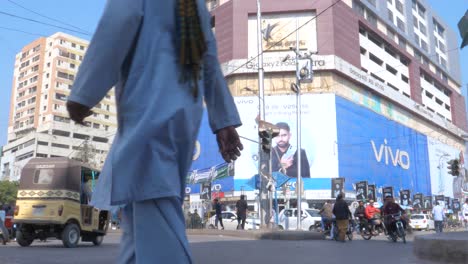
281 145 297 160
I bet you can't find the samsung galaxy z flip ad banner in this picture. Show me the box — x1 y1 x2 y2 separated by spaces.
234 94 339 191
335 96 431 199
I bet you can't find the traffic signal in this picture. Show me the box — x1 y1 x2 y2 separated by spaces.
258 128 279 153
447 159 460 176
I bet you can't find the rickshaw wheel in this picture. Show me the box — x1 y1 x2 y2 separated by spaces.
16 230 33 247
92 235 104 246
62 223 80 248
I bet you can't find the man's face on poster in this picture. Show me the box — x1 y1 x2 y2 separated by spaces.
275 129 291 148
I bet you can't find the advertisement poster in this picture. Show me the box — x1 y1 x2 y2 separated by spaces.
400 190 411 206
413 193 423 209
444 197 451 210
234 94 339 191
367 184 376 201
383 187 394 198
331 178 345 198
423 196 433 209
335 96 431 195
435 195 445 207
200 182 211 200
355 181 368 201
423 196 432 209
427 137 462 199
453 199 461 212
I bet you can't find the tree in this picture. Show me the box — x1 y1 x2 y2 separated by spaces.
0 180 19 205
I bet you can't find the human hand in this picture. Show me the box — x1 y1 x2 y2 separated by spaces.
66 100 93 125
280 156 294 168
216 126 243 163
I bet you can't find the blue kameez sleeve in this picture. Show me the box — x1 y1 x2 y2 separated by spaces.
68 0 144 108
199 2 242 133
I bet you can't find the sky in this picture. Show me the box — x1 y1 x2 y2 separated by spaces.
0 0 467 147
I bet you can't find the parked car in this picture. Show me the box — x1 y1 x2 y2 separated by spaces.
206 211 260 230
409 214 434 231
277 208 321 231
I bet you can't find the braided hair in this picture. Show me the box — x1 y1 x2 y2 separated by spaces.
177 0 207 99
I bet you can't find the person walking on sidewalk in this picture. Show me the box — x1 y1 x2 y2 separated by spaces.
463 198 468 230
213 199 224 230
333 193 352 242
236 195 248 230
66 0 243 262
432 202 445 233
0 208 10 245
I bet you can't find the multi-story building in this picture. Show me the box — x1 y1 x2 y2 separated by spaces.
0 32 117 181
186 0 467 212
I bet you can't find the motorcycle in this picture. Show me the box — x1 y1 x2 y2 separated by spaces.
386 213 406 244
359 217 387 240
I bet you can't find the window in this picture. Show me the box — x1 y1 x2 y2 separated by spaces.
38 141 48 146
33 45 41 52
413 16 418 29
439 41 446 52
401 74 409 83
387 28 396 41
369 53 383 66
105 115 109 119
395 0 403 13
366 12 377 26
33 168 54 184
433 19 445 36
414 34 420 45
396 18 405 32
73 133 90 140
388 83 399 91
440 57 447 69
387 9 394 22
55 93 67 101
93 123 100 129
51 143 69 149
368 33 382 47
425 90 434 99
32 55 40 62
420 40 428 52
106 105 110 111
370 73 385 83
72 43 76 48
353 1 365 17
45 84 49 89
398 36 406 48
93 137 109 143
419 22 426 35
80 45 85 50
36 153 48 158
417 3 425 17
27 97 36 104
387 0 392 3
70 63 75 69
53 115 70 123
386 64 397 75
70 53 76 60
32 65 39 72
52 129 70 137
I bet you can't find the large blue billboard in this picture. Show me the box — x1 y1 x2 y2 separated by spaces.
336 96 431 196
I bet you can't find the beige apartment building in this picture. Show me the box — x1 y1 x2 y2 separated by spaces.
1 32 117 181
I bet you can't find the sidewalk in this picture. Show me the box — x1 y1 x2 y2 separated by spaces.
186 229 323 240
413 231 468 263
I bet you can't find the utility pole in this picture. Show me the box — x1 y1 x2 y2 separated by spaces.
256 0 267 229
295 18 303 231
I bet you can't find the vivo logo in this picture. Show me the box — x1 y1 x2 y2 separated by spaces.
236 99 255 104
371 139 410 170
212 184 222 191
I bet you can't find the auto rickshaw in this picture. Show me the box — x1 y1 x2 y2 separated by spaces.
13 157 110 248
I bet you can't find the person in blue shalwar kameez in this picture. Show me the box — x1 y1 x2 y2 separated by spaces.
66 0 243 263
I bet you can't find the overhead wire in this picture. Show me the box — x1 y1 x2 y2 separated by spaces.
0 11 91 36
6 0 92 35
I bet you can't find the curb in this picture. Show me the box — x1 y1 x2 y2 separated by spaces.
413 231 468 264
186 229 324 240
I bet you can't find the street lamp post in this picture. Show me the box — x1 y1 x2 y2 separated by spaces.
256 0 268 229
294 18 303 231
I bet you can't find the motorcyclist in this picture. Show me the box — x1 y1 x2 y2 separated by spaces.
319 200 334 232
354 200 367 233
365 200 381 235
382 196 407 235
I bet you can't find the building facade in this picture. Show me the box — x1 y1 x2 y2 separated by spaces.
0 32 117 181
186 0 468 211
